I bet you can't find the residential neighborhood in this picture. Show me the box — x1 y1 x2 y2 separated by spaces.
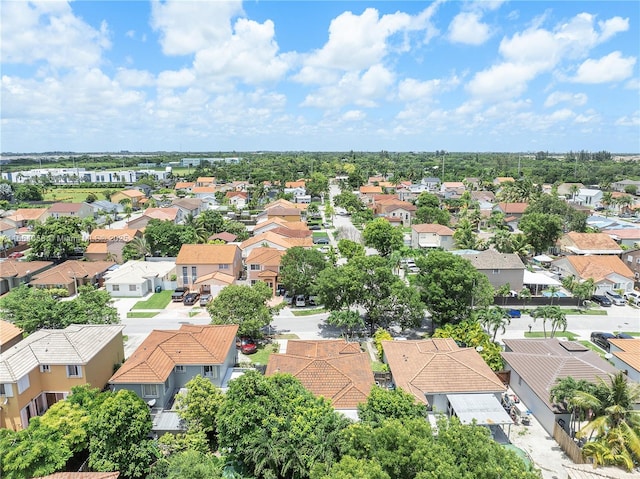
1 154 640 479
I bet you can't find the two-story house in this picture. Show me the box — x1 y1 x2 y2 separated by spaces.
240 232 312 259
172 198 203 218
85 228 142 263
245 247 285 294
225 191 248 209
127 207 180 229
411 224 455 250
374 199 417 227
110 189 146 209
557 232 623 255
0 324 125 431
621 249 640 285
175 244 243 291
461 249 525 291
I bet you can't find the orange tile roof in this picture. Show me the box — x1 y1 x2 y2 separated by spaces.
266 206 301 217
48 202 87 213
383 339 505 405
245 247 285 266
0 260 53 279
609 339 640 372
442 182 465 188
89 228 140 243
193 271 236 285
175 181 195 189
225 191 248 199
266 340 373 409
606 229 640 240
29 260 115 286
120 189 146 198
412 224 454 235
85 243 108 254
359 185 383 194
143 207 179 221
192 186 217 194
110 324 238 384
241 232 312 250
196 176 216 184
285 180 306 188
0 319 23 348
176 244 240 265
497 202 529 214
271 226 312 238
6 208 48 222
565 255 634 282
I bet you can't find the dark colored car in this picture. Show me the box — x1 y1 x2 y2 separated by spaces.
591 295 612 307
172 288 187 302
313 237 330 245
183 292 200 305
236 337 258 354
309 225 322 230
590 331 615 351
506 308 522 318
615 332 634 339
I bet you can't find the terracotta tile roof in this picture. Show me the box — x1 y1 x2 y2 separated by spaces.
497 202 529 214
35 472 120 479
0 320 23 348
176 244 240 265
48 202 87 213
266 206 301 217
208 232 238 243
378 200 417 212
0 260 53 278
245 246 285 266
196 177 216 184
561 232 622 252
0 220 14 232
271 226 312 238
383 339 505 405
174 181 195 190
120 189 146 198
85 243 108 254
192 186 217 194
442 182 465 188
89 228 140 243
110 324 238 384
6 208 48 222
371 194 400 202
193 271 236 285
143 207 179 221
225 191 248 199
502 339 619 411
608 338 640 372
29 260 115 286
264 198 297 209
359 186 383 194
564 255 634 282
411 224 454 235
265 340 373 409
606 229 640 240
285 180 306 188
241 232 312 251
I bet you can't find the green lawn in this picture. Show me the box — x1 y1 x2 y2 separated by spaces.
291 308 327 316
44 187 117 203
524 331 579 340
126 312 158 318
249 342 281 366
131 291 173 310
312 232 329 239
578 340 607 354
562 308 608 315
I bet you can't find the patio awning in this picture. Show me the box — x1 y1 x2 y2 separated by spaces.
447 393 513 426
523 270 562 286
533 254 553 263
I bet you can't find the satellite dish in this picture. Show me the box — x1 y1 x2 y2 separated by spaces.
476 346 484 352
146 398 156 408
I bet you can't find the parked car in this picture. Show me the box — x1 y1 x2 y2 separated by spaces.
236 337 258 354
8 251 24 259
283 291 294 305
313 237 330 245
322 222 331 228
199 294 212 307
506 308 522 318
308 295 320 306
171 288 187 302
295 294 306 307
591 295 612 307
615 332 634 339
623 291 640 305
183 292 200 305
309 225 322 231
590 331 615 351
605 291 626 306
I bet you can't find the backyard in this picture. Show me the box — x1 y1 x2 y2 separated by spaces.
44 187 115 203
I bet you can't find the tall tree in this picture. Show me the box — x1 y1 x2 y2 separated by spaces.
28 216 86 260
518 212 563 255
357 387 427 427
279 246 327 297
207 281 274 337
144 219 199 257
174 375 224 445
362 218 404 257
475 306 511 341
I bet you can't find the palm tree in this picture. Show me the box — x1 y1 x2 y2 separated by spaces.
574 372 640 471
531 305 558 338
548 306 567 338
544 285 561 305
129 236 151 259
0 234 12 258
475 306 511 341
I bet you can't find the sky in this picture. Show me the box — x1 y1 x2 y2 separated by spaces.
1 0 639 153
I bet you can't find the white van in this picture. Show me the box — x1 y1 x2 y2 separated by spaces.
295 295 307 307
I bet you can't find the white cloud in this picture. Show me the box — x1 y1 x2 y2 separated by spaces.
544 91 587 107
342 110 365 121
598 16 629 42
466 62 538 100
157 69 196 89
115 68 155 88
0 1 110 69
448 12 491 45
572 51 636 83
125 30 135 39
615 111 640 127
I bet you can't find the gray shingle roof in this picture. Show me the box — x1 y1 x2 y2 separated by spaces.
461 249 525 270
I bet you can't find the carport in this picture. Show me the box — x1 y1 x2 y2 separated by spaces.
447 393 514 443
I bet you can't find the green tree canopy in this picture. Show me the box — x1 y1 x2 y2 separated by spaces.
144 219 199 257
518 212 564 255
362 218 404 257
357 387 427 427
337 238 365 260
14 184 43 201
433 320 504 371
174 375 224 444
279 246 327 297
28 216 86 260
207 281 274 337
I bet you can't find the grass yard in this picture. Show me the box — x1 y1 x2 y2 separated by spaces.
563 308 608 315
126 312 158 318
131 291 173 310
524 331 579 340
250 341 281 365
291 308 327 316
44 187 115 203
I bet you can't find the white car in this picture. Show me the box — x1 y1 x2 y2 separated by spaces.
623 291 640 305
605 291 626 306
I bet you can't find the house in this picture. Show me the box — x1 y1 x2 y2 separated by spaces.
225 191 248 209
103 260 176 297
608 338 640 383
47 202 93 220
494 202 529 218
245 247 285 293
0 320 23 353
175 244 243 290
606 228 640 248
493 177 515 186
172 198 203 218
109 324 238 433
28 260 115 296
501 339 620 436
208 232 238 243
252 217 311 236
269 226 312 240
611 179 640 194
439 182 466 199
240 232 312 259
573 188 603 207
411 224 455 250
191 187 218 208
383 339 509 432
557 232 624 255
4 208 49 228
621 249 640 284
374 199 417 227
421 177 441 191
461 250 525 291
551 255 634 294
174 181 195 193
264 206 302 222
0 220 17 246
85 228 142 263
87 200 124 217
265 340 374 418
358 185 383 204
0 324 125 431
556 183 585 198
195 176 216 187
127 207 180 229
0 260 53 295
110 189 146 208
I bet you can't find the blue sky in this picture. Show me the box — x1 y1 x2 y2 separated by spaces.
1 1 638 153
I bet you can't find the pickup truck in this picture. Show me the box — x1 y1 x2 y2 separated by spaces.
171 288 187 302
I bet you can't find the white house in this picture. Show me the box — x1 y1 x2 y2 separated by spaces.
103 260 176 297
573 188 603 207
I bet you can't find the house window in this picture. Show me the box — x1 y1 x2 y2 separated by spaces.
628 255 633 262
250 280 256 285
492 269 500 274
219 264 229 270
40 365 51 373
250 264 261 271
191 266 197 283
129 284 136 292
142 384 159 398
174 365 185 373
0 383 13 397
203 365 218 379
636 258 640 264
182 266 188 285
112 284 120 292
17 375 30 394
613 283 621 289
66 365 82 378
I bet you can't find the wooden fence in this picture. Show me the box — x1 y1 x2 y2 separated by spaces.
553 422 586 464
